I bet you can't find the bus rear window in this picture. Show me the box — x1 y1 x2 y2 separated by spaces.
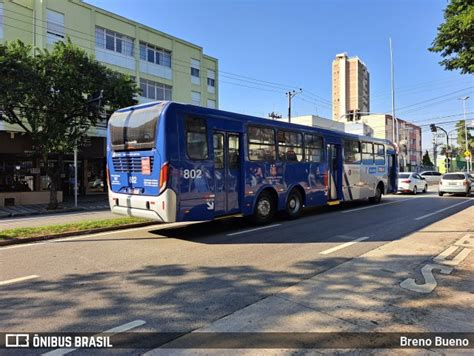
109 105 162 150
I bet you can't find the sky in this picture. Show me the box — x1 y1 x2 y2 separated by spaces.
87 0 473 152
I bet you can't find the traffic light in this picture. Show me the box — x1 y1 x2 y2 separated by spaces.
430 124 437 132
444 157 451 170
347 110 354 121
354 109 361 121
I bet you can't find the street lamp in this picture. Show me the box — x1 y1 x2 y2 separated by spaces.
458 96 471 172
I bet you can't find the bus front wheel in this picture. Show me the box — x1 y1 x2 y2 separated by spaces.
286 189 303 219
252 191 276 224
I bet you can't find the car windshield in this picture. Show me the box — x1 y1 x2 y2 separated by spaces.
398 173 410 179
442 174 465 180
109 103 165 150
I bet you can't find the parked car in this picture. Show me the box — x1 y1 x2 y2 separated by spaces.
420 171 443 184
397 172 428 194
438 172 472 197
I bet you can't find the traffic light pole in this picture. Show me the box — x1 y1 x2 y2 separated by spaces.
431 124 450 172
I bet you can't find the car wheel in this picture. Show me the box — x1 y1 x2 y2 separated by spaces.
438 191 444 196
413 186 417 195
285 189 303 219
423 185 428 193
252 191 276 224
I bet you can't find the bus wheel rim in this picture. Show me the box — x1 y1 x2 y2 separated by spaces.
289 196 299 212
258 199 271 217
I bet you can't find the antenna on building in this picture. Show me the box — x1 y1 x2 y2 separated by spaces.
268 112 282 120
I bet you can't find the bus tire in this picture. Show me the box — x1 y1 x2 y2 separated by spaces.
252 190 276 224
285 189 303 219
369 184 383 204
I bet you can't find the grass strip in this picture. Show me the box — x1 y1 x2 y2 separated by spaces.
0 217 149 240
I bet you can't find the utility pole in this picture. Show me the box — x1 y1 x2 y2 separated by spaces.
432 134 438 169
389 38 400 170
286 89 302 123
459 96 470 172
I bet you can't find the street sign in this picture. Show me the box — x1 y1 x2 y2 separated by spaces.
465 150 471 157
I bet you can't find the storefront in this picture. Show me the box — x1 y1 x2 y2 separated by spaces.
0 131 107 206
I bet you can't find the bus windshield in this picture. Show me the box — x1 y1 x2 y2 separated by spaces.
109 105 163 150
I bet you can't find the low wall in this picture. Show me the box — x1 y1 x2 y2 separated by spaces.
0 191 63 207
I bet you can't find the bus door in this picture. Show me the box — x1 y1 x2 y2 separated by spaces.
327 144 341 201
213 131 241 216
388 153 397 192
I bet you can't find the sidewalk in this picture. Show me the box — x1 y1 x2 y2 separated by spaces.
0 194 109 218
152 206 474 352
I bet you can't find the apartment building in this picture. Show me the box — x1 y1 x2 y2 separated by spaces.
0 0 218 204
332 53 370 121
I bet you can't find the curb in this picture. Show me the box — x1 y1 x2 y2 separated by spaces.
0 221 160 247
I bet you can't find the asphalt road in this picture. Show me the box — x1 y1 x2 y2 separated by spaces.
0 191 472 352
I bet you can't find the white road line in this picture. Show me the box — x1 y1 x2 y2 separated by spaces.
320 236 370 255
42 319 146 356
227 224 281 236
341 198 412 214
414 200 472 220
0 275 39 286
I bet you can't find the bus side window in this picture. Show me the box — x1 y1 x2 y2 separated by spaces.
277 130 303 162
304 134 323 163
248 125 276 161
374 144 385 165
361 142 374 165
186 117 208 160
343 140 361 164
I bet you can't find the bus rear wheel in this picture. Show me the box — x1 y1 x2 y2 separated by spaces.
369 184 382 204
252 191 276 224
286 189 303 219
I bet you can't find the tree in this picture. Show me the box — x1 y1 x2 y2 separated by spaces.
429 0 474 74
455 120 474 153
0 39 139 209
422 150 434 166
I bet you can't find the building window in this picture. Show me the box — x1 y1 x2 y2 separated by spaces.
191 91 201 106
344 140 361 164
139 42 171 67
248 126 276 161
277 130 303 162
0 3 4 39
139 79 172 100
191 59 200 85
207 70 215 93
186 117 208 160
95 27 134 57
305 134 323 163
46 9 65 44
207 99 216 109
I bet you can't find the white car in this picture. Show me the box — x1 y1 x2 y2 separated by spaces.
420 171 443 185
438 172 472 197
397 172 428 194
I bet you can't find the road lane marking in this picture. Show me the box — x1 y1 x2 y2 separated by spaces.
227 224 281 236
320 236 370 255
341 198 412 214
42 319 146 356
0 275 39 286
414 200 472 220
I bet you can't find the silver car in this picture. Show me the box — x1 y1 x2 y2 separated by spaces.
438 172 472 197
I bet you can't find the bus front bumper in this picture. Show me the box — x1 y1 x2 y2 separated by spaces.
109 188 177 223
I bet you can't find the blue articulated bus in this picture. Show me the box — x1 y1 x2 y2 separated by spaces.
106 101 398 224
